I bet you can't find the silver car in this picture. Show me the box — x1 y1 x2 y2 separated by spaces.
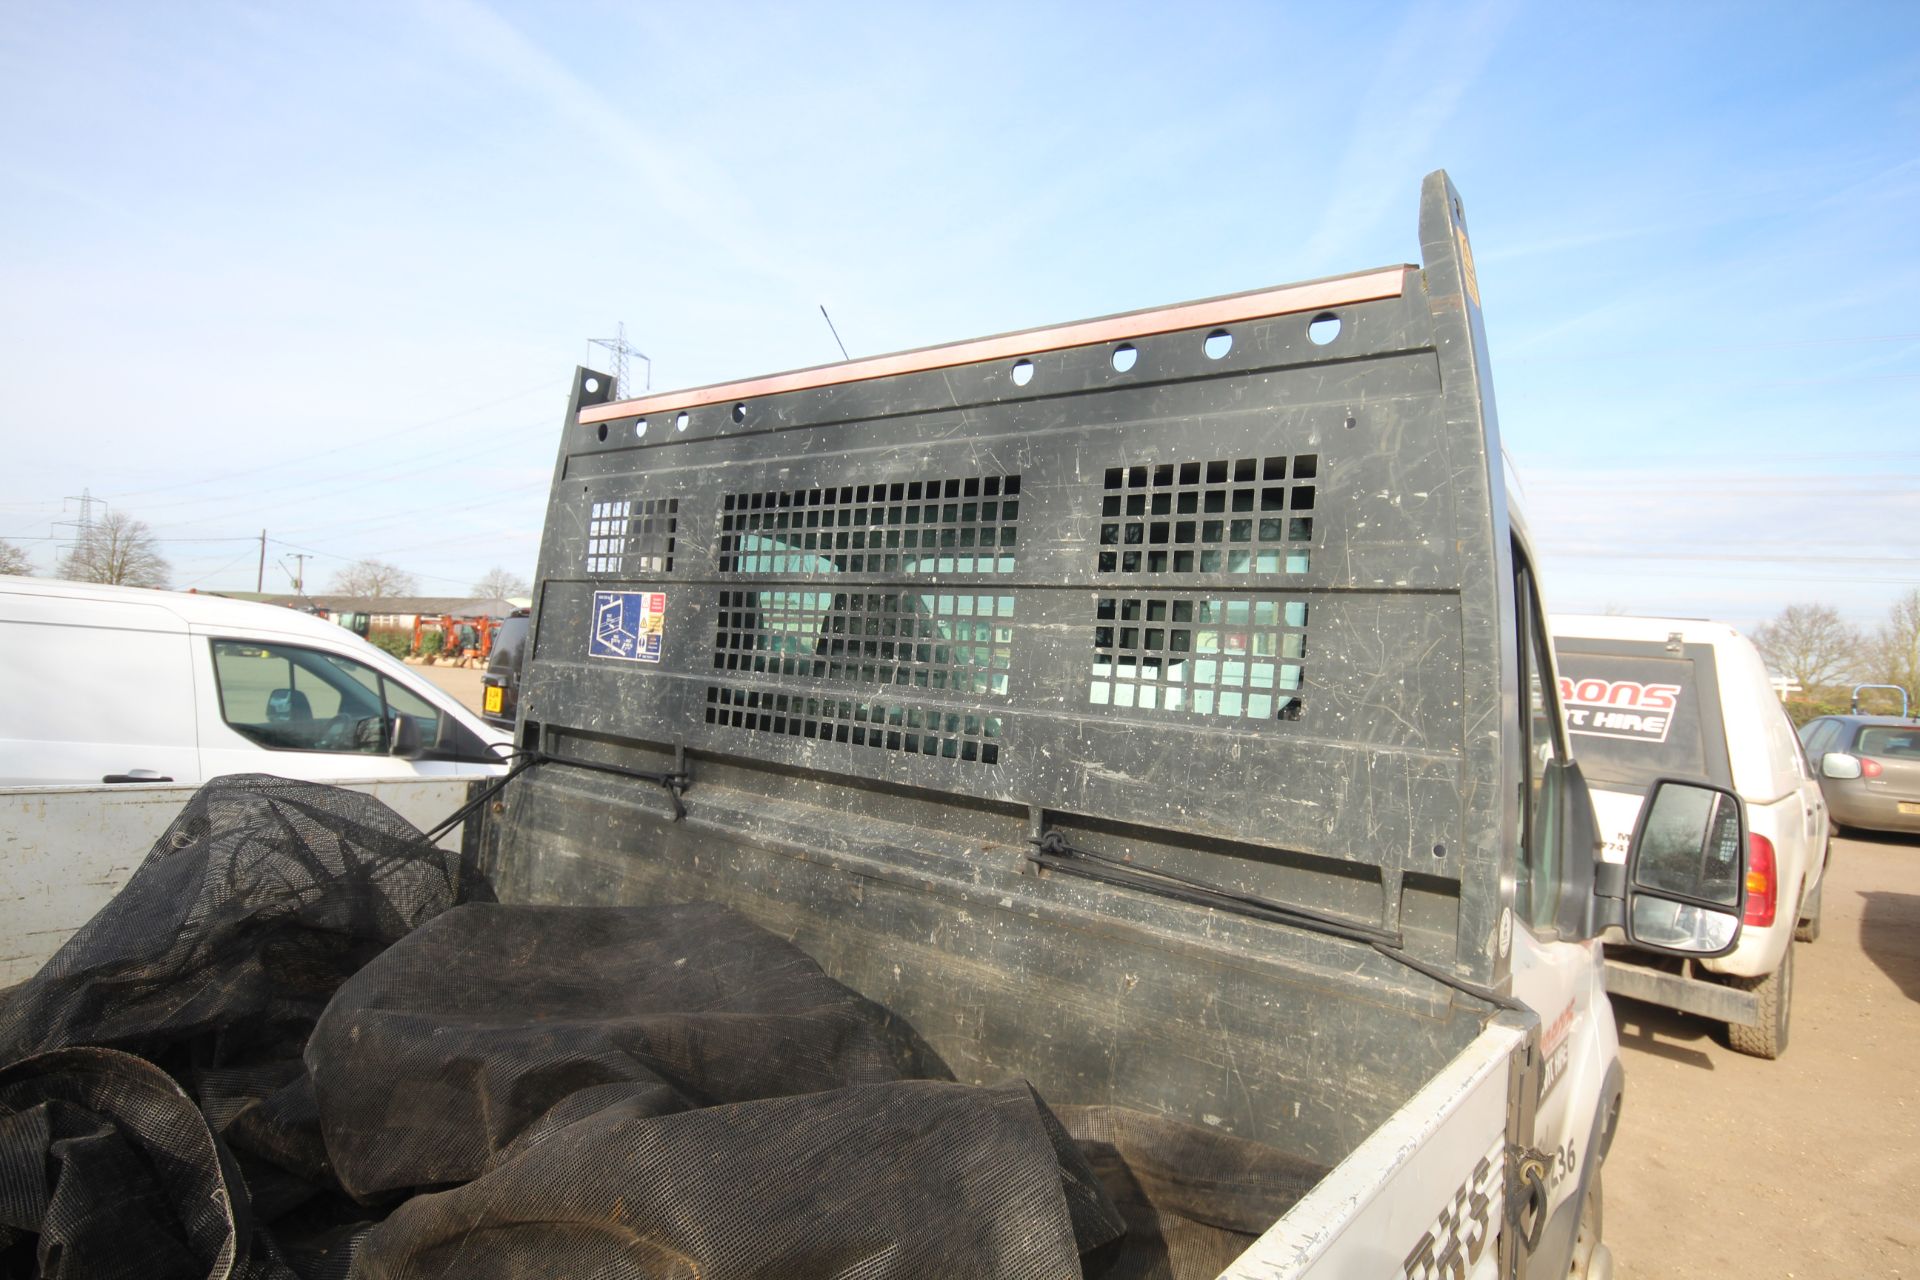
1798 715 1920 836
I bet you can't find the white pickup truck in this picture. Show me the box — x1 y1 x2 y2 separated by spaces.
458 171 1751 1277
1552 615 1829 1059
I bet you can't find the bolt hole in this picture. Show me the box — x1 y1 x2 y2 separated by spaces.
635 418 648 439
1308 314 1342 346
1432 843 1446 859
583 376 600 394
732 402 746 424
1344 414 1358 430
595 423 607 442
1111 344 1138 373
1203 330 1233 360
675 412 690 433
1011 359 1035 387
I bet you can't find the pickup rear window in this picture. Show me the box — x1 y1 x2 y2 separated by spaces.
1551 646 1729 790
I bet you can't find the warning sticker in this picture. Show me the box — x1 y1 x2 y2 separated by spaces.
589 590 666 663
1559 676 1682 745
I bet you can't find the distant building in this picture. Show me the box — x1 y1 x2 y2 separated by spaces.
212 592 521 630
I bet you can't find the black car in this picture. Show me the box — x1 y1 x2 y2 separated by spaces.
481 611 530 732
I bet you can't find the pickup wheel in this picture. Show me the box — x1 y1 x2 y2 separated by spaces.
1795 878 1823 943
1726 942 1793 1060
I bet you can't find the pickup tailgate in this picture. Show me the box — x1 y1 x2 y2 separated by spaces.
1224 1014 1530 1279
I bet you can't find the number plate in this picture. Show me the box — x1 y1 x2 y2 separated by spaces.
484 686 504 714
1898 801 1920 816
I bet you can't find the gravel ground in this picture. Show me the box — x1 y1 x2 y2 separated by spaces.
1606 829 1920 1277
413 661 488 718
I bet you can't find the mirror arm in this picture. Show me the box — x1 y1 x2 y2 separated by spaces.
1592 861 1626 932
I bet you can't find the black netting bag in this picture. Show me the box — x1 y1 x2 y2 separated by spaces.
0 775 494 1276
1062 1106 1327 1279
349 1079 1125 1280
0 773 492 1070
0 1046 293 1280
306 901 950 1198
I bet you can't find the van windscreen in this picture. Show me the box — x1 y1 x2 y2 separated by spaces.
1553 647 1725 789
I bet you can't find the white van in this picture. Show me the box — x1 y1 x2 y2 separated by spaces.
0 577 511 787
1551 614 1829 1059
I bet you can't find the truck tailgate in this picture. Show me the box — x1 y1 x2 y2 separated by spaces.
1224 1014 1529 1279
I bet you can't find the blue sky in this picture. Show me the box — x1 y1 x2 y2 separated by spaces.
2 1 1915 629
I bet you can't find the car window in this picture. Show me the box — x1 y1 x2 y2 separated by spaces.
487 616 529 676
381 673 443 744
1799 719 1838 761
1513 552 1565 934
1857 726 1920 758
212 639 428 754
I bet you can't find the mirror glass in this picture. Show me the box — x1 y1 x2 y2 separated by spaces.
1821 752 1863 780
1633 781 1742 907
1630 896 1740 952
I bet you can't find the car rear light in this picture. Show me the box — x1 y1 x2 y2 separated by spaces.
1743 834 1777 928
1861 757 1884 779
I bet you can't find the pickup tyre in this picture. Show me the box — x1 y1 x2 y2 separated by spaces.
1795 877 1823 943
1726 942 1793 1060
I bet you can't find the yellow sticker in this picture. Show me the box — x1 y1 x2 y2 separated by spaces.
484 686 504 713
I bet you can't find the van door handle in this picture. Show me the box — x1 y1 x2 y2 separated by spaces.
103 770 174 784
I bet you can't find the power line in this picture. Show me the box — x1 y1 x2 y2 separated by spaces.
1502 331 1920 366
97 379 565 504
127 420 549 519
1544 549 1920 566
2 534 260 544
264 538 480 590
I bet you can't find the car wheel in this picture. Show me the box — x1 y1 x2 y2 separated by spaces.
1795 878 1823 944
1727 943 1793 1060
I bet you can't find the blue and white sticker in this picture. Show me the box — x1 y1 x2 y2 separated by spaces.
589 590 666 663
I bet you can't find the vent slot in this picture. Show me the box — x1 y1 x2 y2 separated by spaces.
1098 456 1315 575
705 685 1002 764
714 590 1014 695
584 498 678 576
585 500 630 575
720 476 1021 575
1090 595 1307 720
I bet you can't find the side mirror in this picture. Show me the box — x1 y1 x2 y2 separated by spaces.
1619 780 1745 957
1821 752 1863 780
389 713 424 760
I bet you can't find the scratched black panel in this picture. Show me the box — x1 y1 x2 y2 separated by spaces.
526 347 1472 872
520 171 1516 1000
494 175 1524 1186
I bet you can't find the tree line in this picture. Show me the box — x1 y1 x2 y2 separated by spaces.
0 514 527 602
1753 592 1919 721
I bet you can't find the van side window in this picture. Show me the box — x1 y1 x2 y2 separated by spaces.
1513 555 1565 934
211 640 440 754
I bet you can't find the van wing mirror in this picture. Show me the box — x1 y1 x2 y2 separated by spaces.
390 713 424 760
1605 779 1745 957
